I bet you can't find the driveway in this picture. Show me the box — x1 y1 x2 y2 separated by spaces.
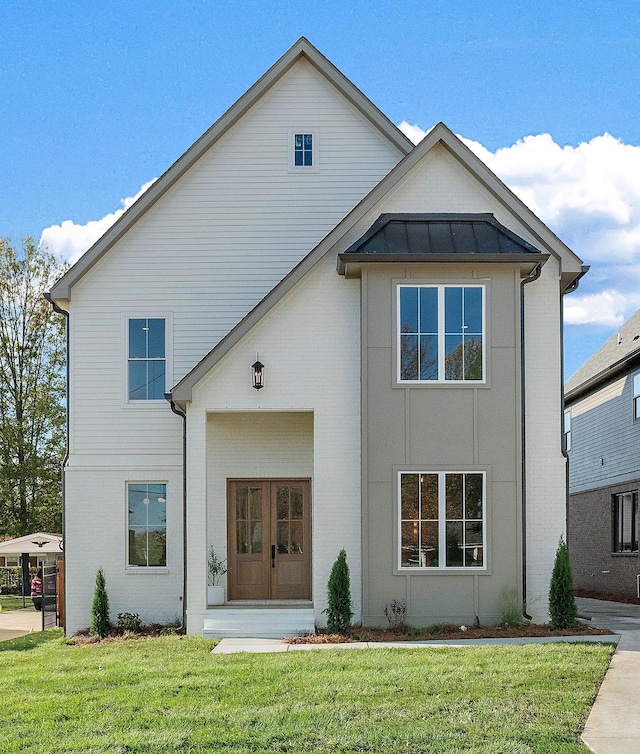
0 606 43 642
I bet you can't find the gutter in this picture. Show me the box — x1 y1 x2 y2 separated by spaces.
519 264 542 620
43 292 69 634
165 393 187 633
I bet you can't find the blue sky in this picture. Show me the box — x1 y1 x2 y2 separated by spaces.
2 1 640 378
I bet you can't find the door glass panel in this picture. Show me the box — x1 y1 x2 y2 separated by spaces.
250 521 262 554
236 521 248 554
291 488 303 519
277 521 289 553
236 487 248 521
290 522 303 554
249 488 262 519
277 486 289 520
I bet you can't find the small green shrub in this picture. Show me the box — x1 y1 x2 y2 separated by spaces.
326 549 353 635
549 536 579 630
90 567 110 638
426 623 444 635
117 612 143 632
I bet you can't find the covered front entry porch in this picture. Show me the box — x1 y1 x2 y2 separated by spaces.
203 411 316 638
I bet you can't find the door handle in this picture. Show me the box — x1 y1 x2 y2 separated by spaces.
271 544 275 568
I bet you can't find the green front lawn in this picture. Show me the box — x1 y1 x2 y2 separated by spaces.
0 594 29 612
0 631 613 753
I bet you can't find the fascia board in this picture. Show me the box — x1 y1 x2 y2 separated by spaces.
48 37 413 302
338 253 549 276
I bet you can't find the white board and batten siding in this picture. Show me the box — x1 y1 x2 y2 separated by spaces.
569 373 640 493
185 253 362 633
63 59 402 632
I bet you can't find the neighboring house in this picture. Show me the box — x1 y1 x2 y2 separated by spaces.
0 532 63 591
565 310 640 599
47 38 585 637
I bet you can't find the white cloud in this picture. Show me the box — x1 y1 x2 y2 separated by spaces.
398 121 640 329
40 179 156 264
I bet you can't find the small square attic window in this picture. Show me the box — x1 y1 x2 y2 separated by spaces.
294 133 313 166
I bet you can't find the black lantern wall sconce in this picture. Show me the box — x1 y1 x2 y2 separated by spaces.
251 356 264 390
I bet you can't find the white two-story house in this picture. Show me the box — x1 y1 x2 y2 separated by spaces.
48 38 585 637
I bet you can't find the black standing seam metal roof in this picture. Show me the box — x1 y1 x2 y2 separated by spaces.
341 213 544 258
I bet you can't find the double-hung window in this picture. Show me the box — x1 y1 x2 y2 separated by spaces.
613 491 638 553
398 285 484 382
128 483 167 567
634 373 640 420
399 471 486 569
128 318 165 400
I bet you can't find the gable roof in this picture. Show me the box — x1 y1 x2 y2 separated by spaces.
565 309 640 402
170 122 584 405
337 212 548 275
0 532 63 555
48 37 414 303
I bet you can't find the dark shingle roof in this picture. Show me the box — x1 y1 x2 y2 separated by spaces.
337 213 545 274
565 309 640 400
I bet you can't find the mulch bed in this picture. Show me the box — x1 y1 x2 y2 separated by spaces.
285 622 613 644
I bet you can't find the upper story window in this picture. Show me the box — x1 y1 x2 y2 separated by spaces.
399 471 486 569
294 133 313 166
613 491 638 553
634 373 640 420
128 482 167 567
398 285 484 383
564 410 572 451
128 318 165 401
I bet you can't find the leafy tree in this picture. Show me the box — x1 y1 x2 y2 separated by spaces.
548 536 579 630
326 549 353 635
90 567 110 637
0 237 66 537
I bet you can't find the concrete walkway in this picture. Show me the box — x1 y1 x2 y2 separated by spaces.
577 597 640 754
0 606 42 641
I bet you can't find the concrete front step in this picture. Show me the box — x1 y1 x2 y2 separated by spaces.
202 605 315 639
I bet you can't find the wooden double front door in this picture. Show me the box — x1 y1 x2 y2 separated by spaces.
227 479 311 600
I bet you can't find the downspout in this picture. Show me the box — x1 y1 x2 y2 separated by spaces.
43 292 69 633
520 264 542 620
165 392 187 633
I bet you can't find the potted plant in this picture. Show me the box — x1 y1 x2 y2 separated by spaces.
207 547 227 606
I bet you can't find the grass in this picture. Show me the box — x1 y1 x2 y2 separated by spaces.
0 594 29 612
0 631 614 753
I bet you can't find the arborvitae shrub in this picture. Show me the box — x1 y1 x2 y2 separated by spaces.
548 536 578 630
326 549 353 635
90 567 110 638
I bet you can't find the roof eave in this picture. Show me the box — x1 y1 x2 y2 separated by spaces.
337 252 549 277
565 348 640 404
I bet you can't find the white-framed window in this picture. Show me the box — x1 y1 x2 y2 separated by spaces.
613 491 638 553
289 130 317 171
398 285 485 383
399 471 486 569
128 318 166 400
634 373 640 420
564 410 572 452
127 482 167 567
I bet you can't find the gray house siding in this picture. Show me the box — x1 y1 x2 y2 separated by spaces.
360 263 523 626
568 372 640 494
567 367 640 598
